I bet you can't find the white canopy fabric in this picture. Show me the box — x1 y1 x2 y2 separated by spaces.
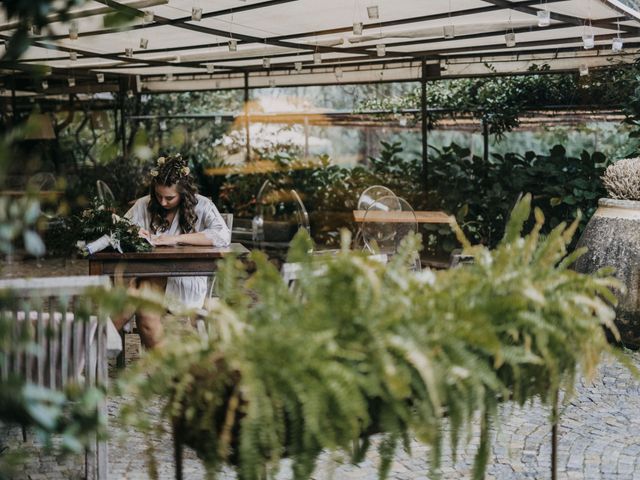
1 0 640 93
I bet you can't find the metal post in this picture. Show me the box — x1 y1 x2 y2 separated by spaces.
244 72 251 163
303 116 309 158
551 389 559 480
118 79 127 159
421 60 428 194
482 116 489 163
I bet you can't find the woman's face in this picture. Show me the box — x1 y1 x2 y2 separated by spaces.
154 183 181 211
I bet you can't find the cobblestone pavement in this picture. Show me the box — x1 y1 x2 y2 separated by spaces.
3 259 640 479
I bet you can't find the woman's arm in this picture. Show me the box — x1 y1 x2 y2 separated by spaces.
152 232 215 246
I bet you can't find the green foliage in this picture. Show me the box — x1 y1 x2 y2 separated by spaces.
359 65 639 139
119 195 623 480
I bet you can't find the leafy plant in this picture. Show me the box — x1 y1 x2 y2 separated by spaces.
118 195 625 480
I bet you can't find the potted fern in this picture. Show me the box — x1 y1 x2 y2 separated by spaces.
574 157 640 347
116 195 624 480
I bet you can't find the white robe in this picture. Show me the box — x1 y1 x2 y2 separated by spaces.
125 193 231 310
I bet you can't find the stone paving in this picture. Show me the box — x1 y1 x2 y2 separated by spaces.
3 258 640 479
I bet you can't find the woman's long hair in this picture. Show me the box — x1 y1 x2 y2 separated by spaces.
147 154 198 234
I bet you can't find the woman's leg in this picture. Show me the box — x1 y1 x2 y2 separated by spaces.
135 276 168 349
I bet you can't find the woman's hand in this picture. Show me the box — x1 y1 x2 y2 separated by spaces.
152 234 181 246
138 228 151 242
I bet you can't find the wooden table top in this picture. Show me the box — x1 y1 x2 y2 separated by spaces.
353 210 455 224
89 243 249 260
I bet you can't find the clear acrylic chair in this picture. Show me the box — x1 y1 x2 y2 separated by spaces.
362 195 421 270
96 180 115 206
251 179 310 250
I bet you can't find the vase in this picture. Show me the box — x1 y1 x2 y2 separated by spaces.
574 198 640 347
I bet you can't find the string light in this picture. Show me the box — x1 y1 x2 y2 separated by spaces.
229 39 238 51
353 22 363 35
367 5 379 19
294 61 303 71
206 63 215 73
69 20 78 40
505 32 516 47
537 9 550 27
139 38 149 49
191 7 203 21
582 32 594 49
612 17 623 52
443 24 455 39
125 47 133 57
41 80 48 90
335 67 344 79
376 44 386 56
69 51 77 61
68 77 76 87
612 36 624 52
96 73 105 83
579 64 589 76
263 57 271 68
313 51 322 64
144 10 155 23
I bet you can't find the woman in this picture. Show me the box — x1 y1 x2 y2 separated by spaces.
115 153 230 348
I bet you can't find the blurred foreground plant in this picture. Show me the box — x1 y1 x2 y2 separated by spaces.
117 194 628 480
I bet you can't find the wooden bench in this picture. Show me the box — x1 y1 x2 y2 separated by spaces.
0 275 121 480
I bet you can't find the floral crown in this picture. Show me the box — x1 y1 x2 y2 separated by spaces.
149 153 190 179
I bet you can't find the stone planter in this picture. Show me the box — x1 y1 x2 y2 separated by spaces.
574 198 640 347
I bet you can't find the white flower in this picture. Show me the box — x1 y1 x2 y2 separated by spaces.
156 156 166 166
181 166 190 176
150 169 159 177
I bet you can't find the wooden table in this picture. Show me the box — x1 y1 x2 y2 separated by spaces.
88 243 250 278
353 210 455 224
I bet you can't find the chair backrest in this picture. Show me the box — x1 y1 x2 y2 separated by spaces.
27 172 56 192
0 275 111 390
220 212 234 232
96 180 115 205
252 179 310 248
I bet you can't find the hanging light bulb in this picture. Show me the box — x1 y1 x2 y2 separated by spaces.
376 44 386 57
582 33 595 49
96 73 105 83
127 89 134 98
269 78 276 88
166 73 174 81
144 10 155 23
335 67 344 79
579 64 589 76
214 116 222 125
191 7 203 21
68 77 76 87
125 47 134 57
69 51 77 61
159 120 167 131
353 22 363 35
505 32 516 47
41 80 48 90
443 24 455 39
537 9 551 27
440 59 448 71
206 63 215 73
139 38 149 49
294 61 303 71
228 39 238 51
69 20 78 40
367 5 379 19
313 52 322 64
612 36 624 52
30 24 41 36
262 57 271 68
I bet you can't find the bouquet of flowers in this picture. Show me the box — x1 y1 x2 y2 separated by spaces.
74 201 152 255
